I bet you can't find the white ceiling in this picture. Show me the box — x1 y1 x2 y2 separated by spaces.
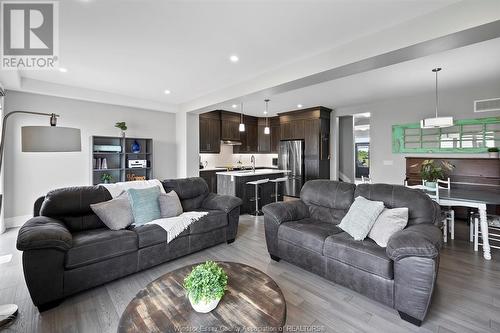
5 0 460 109
207 37 500 117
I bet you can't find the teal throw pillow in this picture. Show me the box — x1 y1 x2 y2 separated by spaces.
127 186 161 226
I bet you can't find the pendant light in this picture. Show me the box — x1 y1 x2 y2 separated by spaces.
264 99 270 135
420 68 453 128
239 102 245 132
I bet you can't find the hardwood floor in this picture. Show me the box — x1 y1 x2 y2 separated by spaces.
1 216 499 333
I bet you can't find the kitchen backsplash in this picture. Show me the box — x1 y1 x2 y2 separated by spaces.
200 144 278 169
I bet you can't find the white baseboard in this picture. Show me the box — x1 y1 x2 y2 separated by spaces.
5 215 31 229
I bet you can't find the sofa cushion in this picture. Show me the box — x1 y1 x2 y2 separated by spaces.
278 218 343 254
65 228 138 269
40 185 112 232
90 191 134 230
162 177 209 211
355 183 437 226
127 186 162 226
338 196 385 241
324 232 393 279
159 191 183 218
190 209 227 234
130 224 168 248
300 180 356 224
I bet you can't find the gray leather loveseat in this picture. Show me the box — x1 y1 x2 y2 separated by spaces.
17 177 242 310
263 180 442 326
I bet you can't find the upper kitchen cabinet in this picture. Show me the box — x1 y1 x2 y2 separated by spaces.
258 118 271 153
279 106 332 180
220 111 241 141
199 111 221 153
258 116 280 153
270 117 280 153
235 115 258 153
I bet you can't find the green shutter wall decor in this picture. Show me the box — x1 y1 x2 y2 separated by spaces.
392 116 500 153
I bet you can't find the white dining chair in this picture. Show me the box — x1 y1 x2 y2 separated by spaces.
473 214 500 252
404 179 453 242
361 176 372 184
436 178 455 241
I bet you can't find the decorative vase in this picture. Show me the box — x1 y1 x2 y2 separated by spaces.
188 294 221 313
489 152 499 159
425 181 436 188
131 140 141 153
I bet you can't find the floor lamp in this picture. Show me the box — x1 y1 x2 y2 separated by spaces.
0 109 81 329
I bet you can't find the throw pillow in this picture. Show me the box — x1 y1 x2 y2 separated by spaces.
338 196 385 241
127 186 161 226
369 207 409 247
90 191 134 230
158 191 183 218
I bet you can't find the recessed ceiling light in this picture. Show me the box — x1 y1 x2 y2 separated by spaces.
232 104 238 108
297 104 303 108
164 89 171 95
229 55 239 63
59 67 67 73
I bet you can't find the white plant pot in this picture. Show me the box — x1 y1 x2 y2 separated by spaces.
188 294 221 313
488 152 499 159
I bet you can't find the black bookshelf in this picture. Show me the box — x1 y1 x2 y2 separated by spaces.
91 136 153 185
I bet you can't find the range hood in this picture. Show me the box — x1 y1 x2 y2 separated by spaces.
221 140 242 146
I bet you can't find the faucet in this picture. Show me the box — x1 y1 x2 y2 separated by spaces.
251 155 255 173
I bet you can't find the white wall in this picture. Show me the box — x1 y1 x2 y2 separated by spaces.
200 144 277 169
175 111 200 178
335 80 500 185
3 91 177 227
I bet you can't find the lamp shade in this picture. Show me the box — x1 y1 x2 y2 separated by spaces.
21 126 81 152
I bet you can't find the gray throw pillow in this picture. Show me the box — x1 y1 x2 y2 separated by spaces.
369 207 409 247
338 196 385 241
158 191 183 218
90 192 134 230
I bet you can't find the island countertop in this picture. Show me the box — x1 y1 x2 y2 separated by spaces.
216 169 290 177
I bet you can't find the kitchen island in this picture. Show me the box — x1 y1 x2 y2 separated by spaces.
217 169 289 215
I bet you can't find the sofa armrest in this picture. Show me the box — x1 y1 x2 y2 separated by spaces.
17 216 73 252
386 224 443 261
201 193 242 213
262 200 310 225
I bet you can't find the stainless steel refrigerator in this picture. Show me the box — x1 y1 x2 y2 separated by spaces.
278 140 304 197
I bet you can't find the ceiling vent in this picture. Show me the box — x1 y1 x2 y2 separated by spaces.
474 98 500 113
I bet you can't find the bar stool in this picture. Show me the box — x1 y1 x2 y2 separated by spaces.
270 177 288 202
246 178 269 216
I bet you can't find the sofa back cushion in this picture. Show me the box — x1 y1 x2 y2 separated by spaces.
354 183 436 226
40 185 112 232
300 180 356 224
161 177 209 211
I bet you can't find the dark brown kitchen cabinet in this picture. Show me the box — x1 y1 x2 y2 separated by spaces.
258 118 271 153
278 107 332 180
199 111 220 153
200 169 223 193
234 115 258 153
269 117 280 153
220 111 241 141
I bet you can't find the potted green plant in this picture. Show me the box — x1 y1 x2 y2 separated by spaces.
488 147 499 159
183 261 228 313
101 173 113 184
420 159 444 188
115 122 127 137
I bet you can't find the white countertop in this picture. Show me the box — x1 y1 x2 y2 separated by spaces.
199 167 228 171
216 169 290 177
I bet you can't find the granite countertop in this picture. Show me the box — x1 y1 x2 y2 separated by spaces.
200 166 278 172
216 169 290 177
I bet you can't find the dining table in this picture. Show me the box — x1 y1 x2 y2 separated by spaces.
437 187 500 260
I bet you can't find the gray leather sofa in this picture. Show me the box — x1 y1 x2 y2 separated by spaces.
17 177 242 311
263 180 442 326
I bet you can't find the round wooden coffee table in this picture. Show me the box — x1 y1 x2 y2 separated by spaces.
118 262 286 333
